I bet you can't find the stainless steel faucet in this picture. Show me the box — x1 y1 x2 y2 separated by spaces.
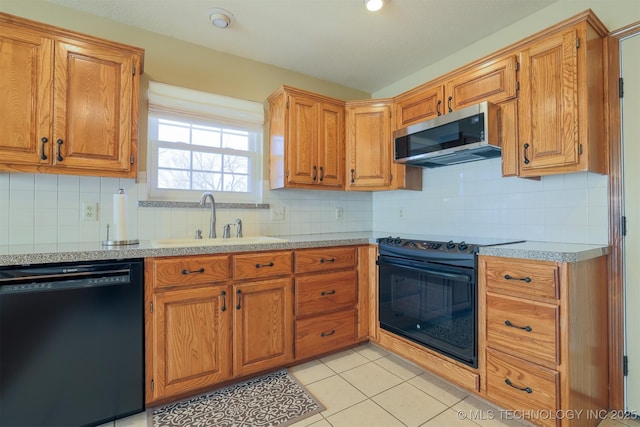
199 192 217 238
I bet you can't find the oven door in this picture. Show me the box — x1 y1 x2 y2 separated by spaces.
377 256 477 367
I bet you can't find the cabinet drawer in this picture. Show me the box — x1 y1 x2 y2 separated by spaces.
486 349 559 427
296 309 357 360
484 257 559 300
147 256 230 289
295 247 356 273
233 251 292 280
296 270 357 317
486 293 559 366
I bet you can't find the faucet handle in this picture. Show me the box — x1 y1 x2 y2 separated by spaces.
223 223 233 239
235 218 243 238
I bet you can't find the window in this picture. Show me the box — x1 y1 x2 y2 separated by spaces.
147 82 264 203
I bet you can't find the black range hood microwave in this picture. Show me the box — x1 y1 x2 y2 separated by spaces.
394 101 500 168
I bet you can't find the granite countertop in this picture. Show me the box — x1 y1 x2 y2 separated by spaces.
0 233 610 266
0 232 376 266
479 241 610 263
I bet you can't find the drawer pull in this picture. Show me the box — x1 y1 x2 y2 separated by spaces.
504 274 532 283
321 290 336 296
182 267 205 275
221 290 227 312
504 320 532 332
320 257 336 264
505 378 533 394
320 330 336 337
236 289 242 310
255 262 274 268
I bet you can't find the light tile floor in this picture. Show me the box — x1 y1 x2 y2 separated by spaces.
106 343 639 427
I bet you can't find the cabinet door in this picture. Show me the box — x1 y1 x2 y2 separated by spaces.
346 104 392 189
446 56 518 112
151 286 231 401
0 23 53 167
233 278 293 377
287 94 317 185
317 102 345 187
394 85 444 128
518 29 579 174
52 40 135 174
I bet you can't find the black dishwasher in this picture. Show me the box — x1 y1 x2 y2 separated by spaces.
0 258 145 427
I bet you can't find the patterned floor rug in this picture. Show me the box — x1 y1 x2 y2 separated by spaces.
152 369 325 427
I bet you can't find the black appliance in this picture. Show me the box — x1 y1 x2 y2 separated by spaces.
0 258 145 427
394 101 500 168
377 236 522 368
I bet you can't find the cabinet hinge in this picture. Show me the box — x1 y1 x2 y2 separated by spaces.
619 77 624 98
286 98 290 109
622 216 627 237
578 144 583 155
576 38 581 49
132 65 136 76
515 61 519 71
286 169 289 178
516 81 520 91
624 355 628 376
150 302 153 313
130 155 135 165
151 379 155 391
390 173 393 183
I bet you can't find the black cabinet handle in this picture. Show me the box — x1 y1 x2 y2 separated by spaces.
40 137 48 160
436 100 442 116
320 330 336 337
350 168 355 184
221 290 227 312
321 290 336 296
504 274 532 283
182 267 205 275
505 378 532 394
236 289 242 310
447 96 453 113
255 262 274 268
523 143 530 165
312 165 317 181
319 166 324 182
320 257 335 264
56 139 64 161
504 320 532 332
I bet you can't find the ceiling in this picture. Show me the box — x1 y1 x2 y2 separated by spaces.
47 0 558 93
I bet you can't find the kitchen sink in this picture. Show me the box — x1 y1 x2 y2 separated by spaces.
149 236 289 248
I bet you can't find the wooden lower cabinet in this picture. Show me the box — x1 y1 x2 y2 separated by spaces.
233 278 294 377
479 254 609 427
149 286 231 402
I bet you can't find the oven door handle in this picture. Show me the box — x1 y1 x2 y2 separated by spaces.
377 259 472 282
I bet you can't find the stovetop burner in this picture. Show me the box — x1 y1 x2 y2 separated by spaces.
377 235 525 261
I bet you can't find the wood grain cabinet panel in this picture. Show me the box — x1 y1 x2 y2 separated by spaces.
394 84 445 128
294 247 356 273
295 270 357 317
150 286 231 402
148 255 230 289
233 251 292 280
0 12 143 178
484 257 559 300
296 308 357 360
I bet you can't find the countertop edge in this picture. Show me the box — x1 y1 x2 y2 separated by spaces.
479 242 610 262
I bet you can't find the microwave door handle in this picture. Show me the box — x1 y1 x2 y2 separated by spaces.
377 259 471 282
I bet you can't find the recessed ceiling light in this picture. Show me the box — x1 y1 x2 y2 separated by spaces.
209 7 234 29
364 0 386 12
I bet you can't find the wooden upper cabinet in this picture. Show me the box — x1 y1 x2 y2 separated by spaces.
0 22 53 167
345 100 392 190
0 13 143 178
268 86 345 190
446 56 518 112
517 19 607 177
395 85 444 128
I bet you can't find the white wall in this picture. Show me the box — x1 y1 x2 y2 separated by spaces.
0 173 372 245
373 159 608 244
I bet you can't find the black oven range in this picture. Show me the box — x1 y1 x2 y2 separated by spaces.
376 236 522 368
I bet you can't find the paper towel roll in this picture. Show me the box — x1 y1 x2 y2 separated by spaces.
113 189 128 241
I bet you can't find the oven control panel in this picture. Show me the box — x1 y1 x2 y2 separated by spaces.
378 236 476 254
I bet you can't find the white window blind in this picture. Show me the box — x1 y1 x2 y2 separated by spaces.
147 82 264 203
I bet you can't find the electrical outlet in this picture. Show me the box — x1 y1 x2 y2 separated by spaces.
399 208 404 219
335 207 344 221
271 206 285 222
82 202 99 222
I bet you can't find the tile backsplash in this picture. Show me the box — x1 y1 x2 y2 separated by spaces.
0 158 609 246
